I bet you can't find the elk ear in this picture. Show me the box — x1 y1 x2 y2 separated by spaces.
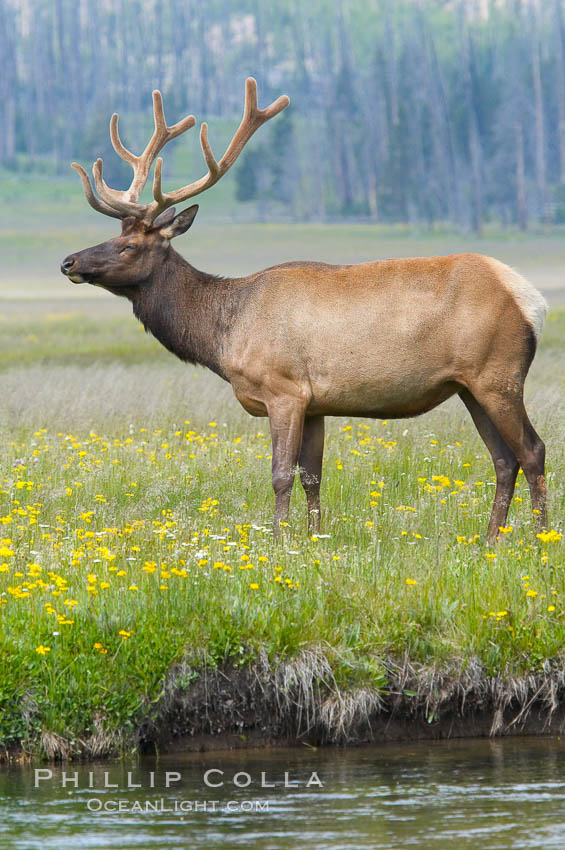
151 207 177 229
159 204 199 240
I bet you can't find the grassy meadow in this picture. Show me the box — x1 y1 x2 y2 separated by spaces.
0 176 564 755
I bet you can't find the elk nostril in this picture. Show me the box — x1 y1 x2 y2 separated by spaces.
61 256 76 274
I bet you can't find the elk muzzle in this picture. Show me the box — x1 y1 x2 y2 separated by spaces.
60 254 85 284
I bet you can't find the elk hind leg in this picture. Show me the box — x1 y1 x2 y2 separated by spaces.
468 386 547 534
299 415 324 535
460 389 519 544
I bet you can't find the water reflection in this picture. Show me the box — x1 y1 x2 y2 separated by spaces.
1 737 565 848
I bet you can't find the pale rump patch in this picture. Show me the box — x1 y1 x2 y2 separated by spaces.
486 257 548 341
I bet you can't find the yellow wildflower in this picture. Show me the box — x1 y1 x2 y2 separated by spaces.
536 530 563 544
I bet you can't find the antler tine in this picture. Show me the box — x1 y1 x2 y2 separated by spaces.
146 77 290 220
71 162 123 219
200 123 221 178
109 114 137 166
168 113 198 139
152 90 167 134
243 75 258 118
219 77 290 172
152 157 165 205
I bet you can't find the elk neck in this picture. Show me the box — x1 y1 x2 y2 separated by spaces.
130 248 248 380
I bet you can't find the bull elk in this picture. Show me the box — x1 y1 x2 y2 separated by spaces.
61 78 548 544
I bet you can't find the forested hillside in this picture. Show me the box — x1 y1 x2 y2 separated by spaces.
2 0 565 230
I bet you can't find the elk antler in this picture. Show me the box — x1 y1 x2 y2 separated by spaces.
72 78 290 225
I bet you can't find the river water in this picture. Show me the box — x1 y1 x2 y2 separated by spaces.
1 737 565 849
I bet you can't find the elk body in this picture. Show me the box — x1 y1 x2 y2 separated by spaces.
61 79 548 544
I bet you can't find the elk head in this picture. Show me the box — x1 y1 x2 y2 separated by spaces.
61 78 289 290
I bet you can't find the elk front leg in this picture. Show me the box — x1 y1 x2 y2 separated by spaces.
299 415 325 535
268 399 306 535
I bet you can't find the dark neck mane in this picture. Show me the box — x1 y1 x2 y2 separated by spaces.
130 249 247 379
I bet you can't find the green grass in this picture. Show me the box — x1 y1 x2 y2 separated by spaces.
0 313 170 369
0 305 563 753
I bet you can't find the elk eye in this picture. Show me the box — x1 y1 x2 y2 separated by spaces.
121 244 136 252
